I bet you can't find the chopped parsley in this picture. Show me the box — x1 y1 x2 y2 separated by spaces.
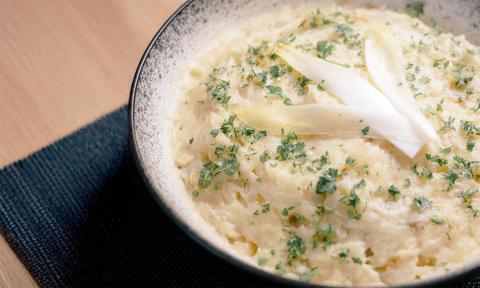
442 170 459 187
452 156 478 179
198 162 222 188
269 65 286 79
430 216 445 225
473 100 480 113
462 120 480 136
315 205 327 217
220 116 237 138
249 71 268 87
214 145 226 155
317 80 326 91
281 206 295 216
340 180 364 220
313 224 336 249
388 185 401 200
453 156 473 171
206 77 231 105
210 128 219 137
254 203 271 215
345 156 356 168
406 73 416 82
467 140 476 152
426 154 448 167
338 249 350 262
240 126 267 139
189 137 194 144
198 145 240 188
419 76 431 84
454 69 474 90
276 132 307 166
413 197 432 212
352 257 363 265
275 263 286 274
260 151 272 163
254 130 267 139
262 203 271 213
298 76 311 90
287 234 306 261
316 41 335 58
433 58 450 69
335 23 360 47
267 85 284 97
441 147 452 155
459 190 479 217
279 34 296 44
239 127 255 138
440 116 456 134
412 164 433 180
361 126 370 136
316 168 339 194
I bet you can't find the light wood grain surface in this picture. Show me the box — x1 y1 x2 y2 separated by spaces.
0 0 184 287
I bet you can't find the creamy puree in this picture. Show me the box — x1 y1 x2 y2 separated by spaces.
172 2 480 286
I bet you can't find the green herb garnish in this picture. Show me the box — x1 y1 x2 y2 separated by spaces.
361 127 370 136
287 234 306 261
276 132 307 166
440 116 456 134
269 65 286 79
316 41 335 58
206 77 231 105
443 170 459 187
467 140 476 152
267 85 284 97
426 154 448 167
313 224 335 249
352 257 363 265
462 120 480 136
316 168 338 194
430 216 445 225
388 185 401 199
338 249 350 262
413 197 432 212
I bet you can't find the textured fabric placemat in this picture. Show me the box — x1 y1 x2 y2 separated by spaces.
0 106 478 288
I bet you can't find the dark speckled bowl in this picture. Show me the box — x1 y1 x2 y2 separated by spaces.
129 0 480 287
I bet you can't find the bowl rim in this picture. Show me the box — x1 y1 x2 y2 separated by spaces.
128 0 480 287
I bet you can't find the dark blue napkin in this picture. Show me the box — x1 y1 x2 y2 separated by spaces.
0 106 477 288
0 107 271 288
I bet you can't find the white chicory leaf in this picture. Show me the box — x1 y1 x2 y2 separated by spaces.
364 25 440 143
234 104 425 145
277 48 425 158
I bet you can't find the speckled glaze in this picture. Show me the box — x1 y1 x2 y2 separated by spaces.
129 1 480 287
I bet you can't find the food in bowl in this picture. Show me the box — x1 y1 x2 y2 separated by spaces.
172 2 480 286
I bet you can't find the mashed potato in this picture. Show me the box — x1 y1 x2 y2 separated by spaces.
172 2 480 286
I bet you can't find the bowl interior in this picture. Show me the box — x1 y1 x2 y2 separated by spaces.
130 0 480 287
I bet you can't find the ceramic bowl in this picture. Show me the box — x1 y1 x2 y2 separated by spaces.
129 1 480 286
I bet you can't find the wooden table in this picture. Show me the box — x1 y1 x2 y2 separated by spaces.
0 0 183 286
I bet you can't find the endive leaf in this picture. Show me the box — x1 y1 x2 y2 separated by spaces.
364 25 440 142
234 104 424 145
277 48 397 112
277 48 424 158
